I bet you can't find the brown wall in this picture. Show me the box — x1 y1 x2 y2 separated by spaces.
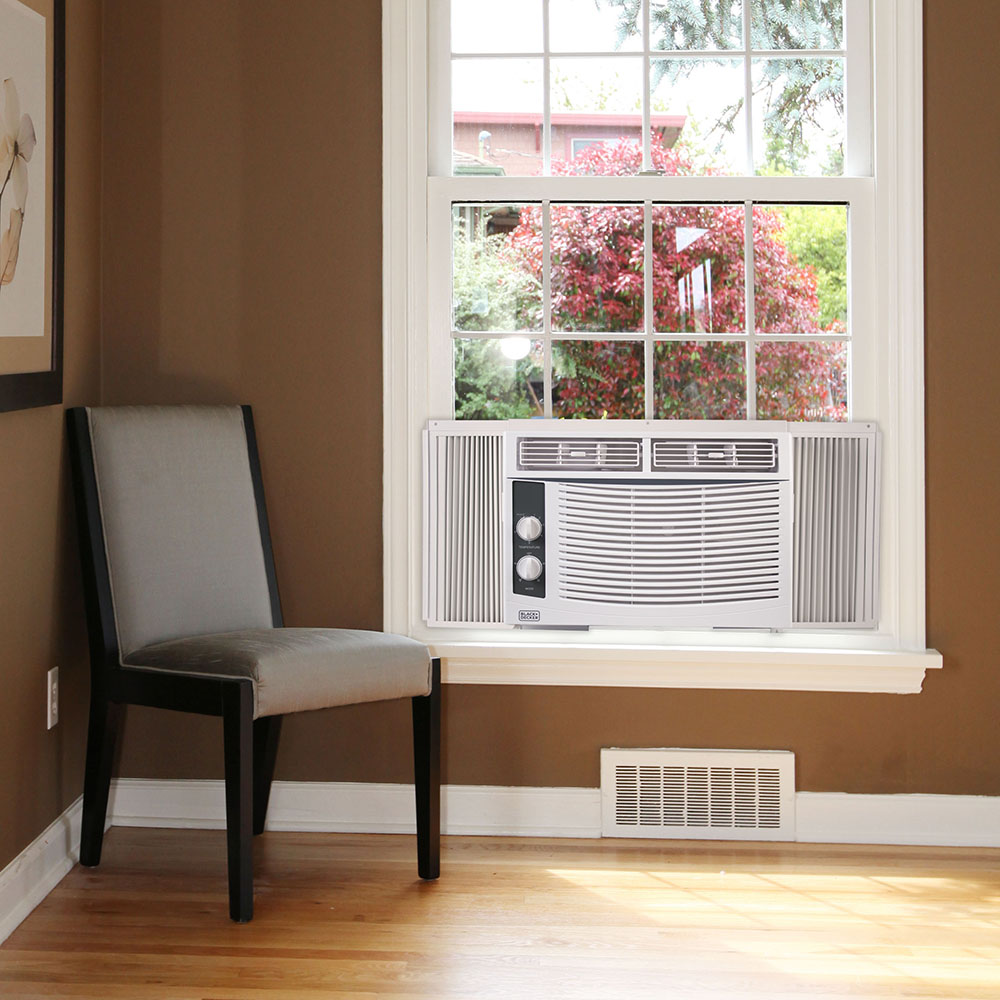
5 0 991 896
0 0 103 869
93 0 1000 798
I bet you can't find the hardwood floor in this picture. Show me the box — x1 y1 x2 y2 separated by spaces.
2 828 1000 999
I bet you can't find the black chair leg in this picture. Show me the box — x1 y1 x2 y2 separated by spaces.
80 697 123 867
222 680 254 922
252 714 282 835
411 658 441 880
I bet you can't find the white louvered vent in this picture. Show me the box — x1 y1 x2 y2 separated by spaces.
423 430 504 626
556 481 785 606
651 438 778 473
791 428 879 627
601 749 795 841
518 437 641 472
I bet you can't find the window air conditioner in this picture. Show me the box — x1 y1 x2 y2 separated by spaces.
423 420 879 631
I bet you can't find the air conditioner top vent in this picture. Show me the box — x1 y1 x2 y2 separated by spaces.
518 437 641 472
651 438 778 473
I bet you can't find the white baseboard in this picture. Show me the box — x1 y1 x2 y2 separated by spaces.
0 798 82 946
795 792 1000 848
4 782 999 946
108 779 602 838
109 779 1000 849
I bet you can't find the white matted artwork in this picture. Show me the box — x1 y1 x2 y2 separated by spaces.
0 0 45 340
0 0 61 412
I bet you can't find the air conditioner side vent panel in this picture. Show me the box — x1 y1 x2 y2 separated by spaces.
791 427 879 627
423 428 505 626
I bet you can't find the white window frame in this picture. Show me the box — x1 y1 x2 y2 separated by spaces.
383 0 941 693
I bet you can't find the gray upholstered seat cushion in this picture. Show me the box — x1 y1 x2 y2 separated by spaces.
122 628 432 719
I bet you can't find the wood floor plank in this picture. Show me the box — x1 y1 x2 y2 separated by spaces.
1 828 1000 999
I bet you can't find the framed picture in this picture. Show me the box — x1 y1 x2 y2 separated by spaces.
0 0 63 412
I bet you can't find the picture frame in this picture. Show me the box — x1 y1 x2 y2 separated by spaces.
0 0 64 413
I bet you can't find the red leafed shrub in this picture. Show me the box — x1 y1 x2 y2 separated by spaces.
503 139 846 420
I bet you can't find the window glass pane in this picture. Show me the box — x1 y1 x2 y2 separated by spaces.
654 341 746 418
753 204 847 335
652 205 745 333
552 340 644 418
453 59 543 176
750 0 843 50
454 338 545 419
752 58 844 175
550 58 643 175
452 204 542 332
452 0 543 52
549 0 641 53
651 59 746 175
650 0 743 51
550 204 644 333
756 341 847 421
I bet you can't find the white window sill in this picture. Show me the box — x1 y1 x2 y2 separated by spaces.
429 641 943 694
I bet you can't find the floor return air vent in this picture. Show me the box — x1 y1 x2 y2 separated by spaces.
600 748 796 841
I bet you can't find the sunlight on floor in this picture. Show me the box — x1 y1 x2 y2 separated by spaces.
546 865 1000 992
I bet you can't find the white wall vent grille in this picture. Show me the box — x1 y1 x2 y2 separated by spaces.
518 437 641 472
601 749 795 840
791 427 879 627
651 438 778 473
423 428 504 626
556 481 784 606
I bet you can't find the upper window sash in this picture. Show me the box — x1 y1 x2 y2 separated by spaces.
429 0 871 179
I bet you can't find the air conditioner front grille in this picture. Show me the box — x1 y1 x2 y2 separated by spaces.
556 481 783 606
651 438 778 472
518 437 641 472
601 749 795 841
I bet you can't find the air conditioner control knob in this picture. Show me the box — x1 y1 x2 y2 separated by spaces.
516 555 543 582
515 515 543 541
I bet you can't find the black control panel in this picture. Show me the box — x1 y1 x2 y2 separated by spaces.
512 480 545 598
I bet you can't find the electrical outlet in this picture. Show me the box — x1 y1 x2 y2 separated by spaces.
47 667 59 729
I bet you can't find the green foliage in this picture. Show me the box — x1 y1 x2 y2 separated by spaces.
453 339 543 420
451 221 539 333
451 211 545 418
606 0 843 172
780 205 847 329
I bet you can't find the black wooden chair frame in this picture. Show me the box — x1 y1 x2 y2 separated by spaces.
66 406 441 922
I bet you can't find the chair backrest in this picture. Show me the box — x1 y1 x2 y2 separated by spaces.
68 405 281 662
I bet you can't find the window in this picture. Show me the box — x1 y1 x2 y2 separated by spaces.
439 0 869 423
383 0 938 691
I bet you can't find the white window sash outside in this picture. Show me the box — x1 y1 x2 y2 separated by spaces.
382 0 940 693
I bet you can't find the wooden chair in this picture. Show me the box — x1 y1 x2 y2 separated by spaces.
66 405 440 921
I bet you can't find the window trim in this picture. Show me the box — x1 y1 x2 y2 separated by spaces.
382 0 940 693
